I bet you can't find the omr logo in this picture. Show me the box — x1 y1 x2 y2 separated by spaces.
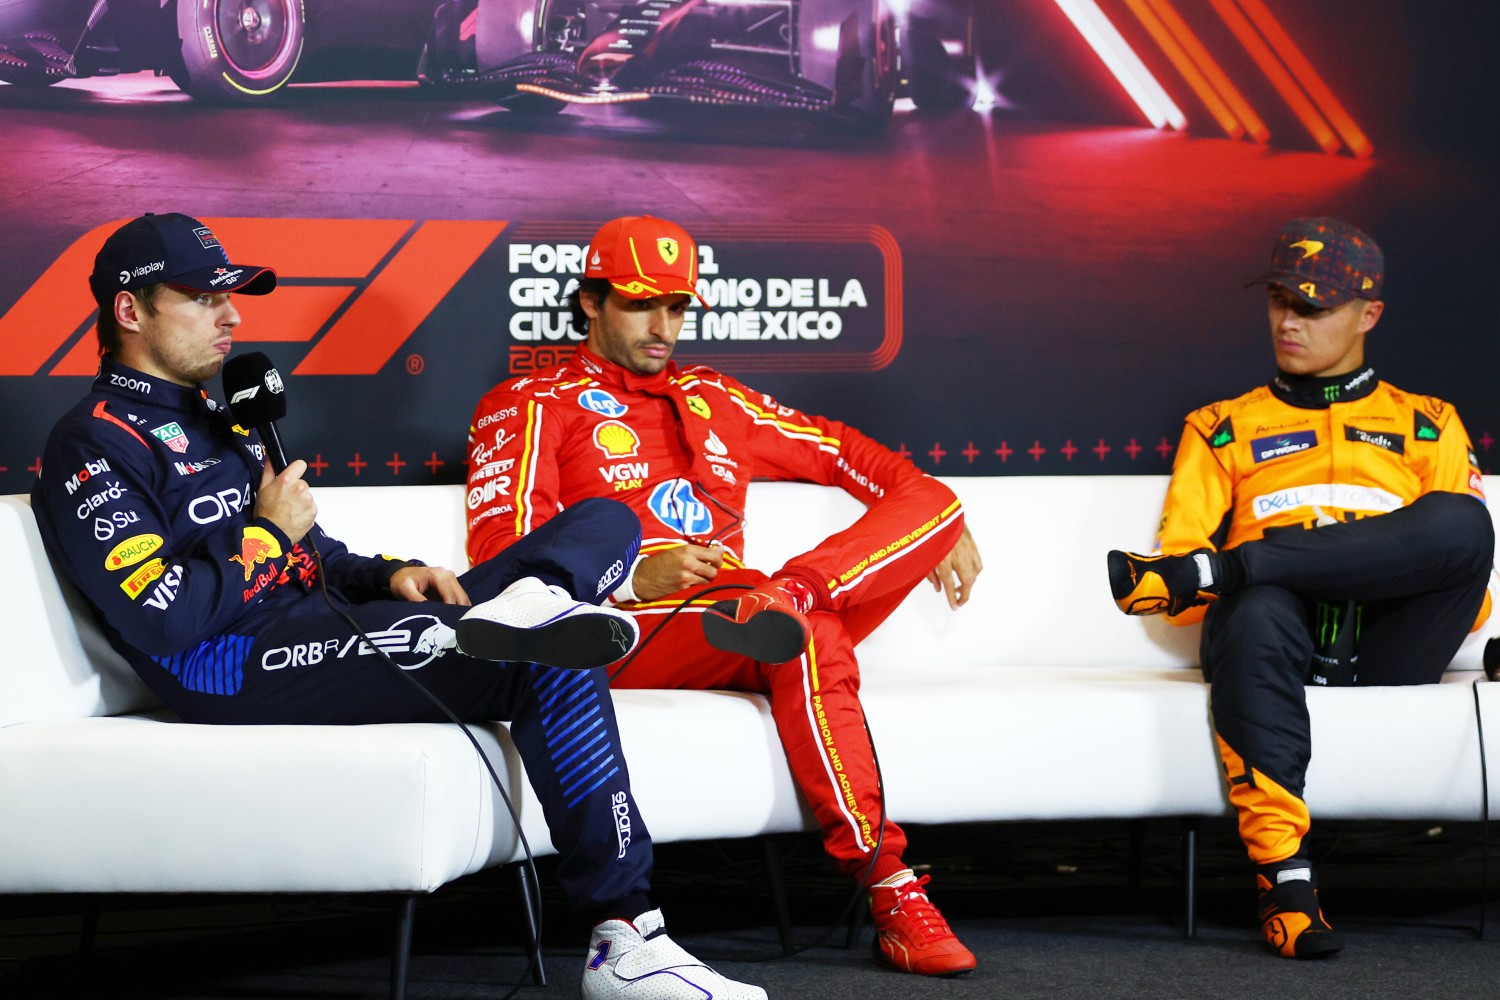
0 218 507 376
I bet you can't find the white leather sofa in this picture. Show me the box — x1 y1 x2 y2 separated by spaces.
4 477 1497 986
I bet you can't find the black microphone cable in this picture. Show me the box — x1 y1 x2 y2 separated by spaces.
1474 679 1491 940
224 351 543 995
607 579 891 962
297 529 546 1000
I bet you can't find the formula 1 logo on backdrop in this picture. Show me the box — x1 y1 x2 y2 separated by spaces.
0 218 507 377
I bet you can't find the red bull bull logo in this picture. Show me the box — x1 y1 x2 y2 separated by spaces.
229 526 283 582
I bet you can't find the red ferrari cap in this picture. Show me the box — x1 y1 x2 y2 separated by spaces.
585 215 707 306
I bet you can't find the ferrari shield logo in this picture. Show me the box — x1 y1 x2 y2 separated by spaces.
657 238 680 265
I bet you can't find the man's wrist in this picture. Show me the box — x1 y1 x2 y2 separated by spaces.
610 553 649 604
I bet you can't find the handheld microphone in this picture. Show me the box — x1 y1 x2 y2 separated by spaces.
222 351 290 473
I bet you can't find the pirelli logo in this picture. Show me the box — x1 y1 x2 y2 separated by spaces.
0 218 506 377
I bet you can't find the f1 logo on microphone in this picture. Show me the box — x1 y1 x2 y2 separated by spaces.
0 218 506 377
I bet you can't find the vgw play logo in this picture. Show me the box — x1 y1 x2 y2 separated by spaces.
0 218 506 377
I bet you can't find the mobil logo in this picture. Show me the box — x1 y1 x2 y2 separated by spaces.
647 479 712 537
1 218 507 377
64 458 111 495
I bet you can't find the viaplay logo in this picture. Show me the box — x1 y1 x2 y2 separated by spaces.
0 218 506 377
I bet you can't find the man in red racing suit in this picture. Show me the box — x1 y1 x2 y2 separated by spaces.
1107 218 1495 960
467 215 983 977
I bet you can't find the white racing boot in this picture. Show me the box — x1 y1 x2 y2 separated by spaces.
582 908 768 999
456 576 638 670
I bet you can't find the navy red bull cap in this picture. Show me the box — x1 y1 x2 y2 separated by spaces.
1246 217 1384 309
585 215 708 307
89 212 276 306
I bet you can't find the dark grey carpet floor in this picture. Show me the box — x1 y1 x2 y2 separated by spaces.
4 820 1496 999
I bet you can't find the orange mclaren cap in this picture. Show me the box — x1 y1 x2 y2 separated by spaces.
585 215 708 306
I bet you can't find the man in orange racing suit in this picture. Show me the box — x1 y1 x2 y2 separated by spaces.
467 215 984 976
1108 217 1495 959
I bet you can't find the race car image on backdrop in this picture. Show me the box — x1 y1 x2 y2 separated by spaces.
0 0 978 125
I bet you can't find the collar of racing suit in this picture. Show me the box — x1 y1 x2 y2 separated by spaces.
571 344 678 394
95 354 222 419
571 345 736 516
1269 364 1378 409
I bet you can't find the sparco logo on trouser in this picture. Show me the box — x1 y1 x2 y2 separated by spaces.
612 791 633 858
260 615 457 672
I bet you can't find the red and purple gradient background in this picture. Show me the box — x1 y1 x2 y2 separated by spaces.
0 0 1494 491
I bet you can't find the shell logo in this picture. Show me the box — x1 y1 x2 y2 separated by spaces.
594 420 641 458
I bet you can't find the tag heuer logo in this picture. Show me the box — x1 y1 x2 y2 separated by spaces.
150 421 190 454
657 238 679 265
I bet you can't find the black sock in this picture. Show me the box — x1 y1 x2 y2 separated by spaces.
586 893 653 929
1212 548 1247 595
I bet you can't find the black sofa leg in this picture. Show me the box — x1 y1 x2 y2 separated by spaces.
759 836 795 955
1181 817 1200 939
514 862 547 985
79 897 101 958
1127 820 1145 901
392 894 416 1000
845 894 868 950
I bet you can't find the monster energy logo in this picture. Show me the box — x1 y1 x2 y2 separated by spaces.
1323 385 1340 402
1315 601 1364 648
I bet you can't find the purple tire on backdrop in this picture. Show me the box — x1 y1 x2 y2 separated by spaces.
175 0 306 103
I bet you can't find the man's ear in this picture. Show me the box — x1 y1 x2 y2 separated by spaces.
114 290 145 333
579 288 602 321
1358 299 1385 334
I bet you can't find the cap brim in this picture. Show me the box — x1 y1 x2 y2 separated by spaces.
1244 271 1359 309
608 277 708 308
172 265 277 296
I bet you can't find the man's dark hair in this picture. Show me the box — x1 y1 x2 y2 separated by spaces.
568 278 613 336
96 284 164 356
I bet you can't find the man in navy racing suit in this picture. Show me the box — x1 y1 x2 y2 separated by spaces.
30 212 767 1000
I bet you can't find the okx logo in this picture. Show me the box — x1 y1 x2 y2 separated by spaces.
0 218 506 376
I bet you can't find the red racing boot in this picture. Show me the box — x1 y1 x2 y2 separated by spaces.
870 874 976 976
702 577 815 663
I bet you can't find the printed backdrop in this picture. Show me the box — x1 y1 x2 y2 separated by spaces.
1 1 1496 494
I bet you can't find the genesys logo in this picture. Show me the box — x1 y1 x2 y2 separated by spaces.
0 218 507 377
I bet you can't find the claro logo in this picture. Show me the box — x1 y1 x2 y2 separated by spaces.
0 218 507 377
